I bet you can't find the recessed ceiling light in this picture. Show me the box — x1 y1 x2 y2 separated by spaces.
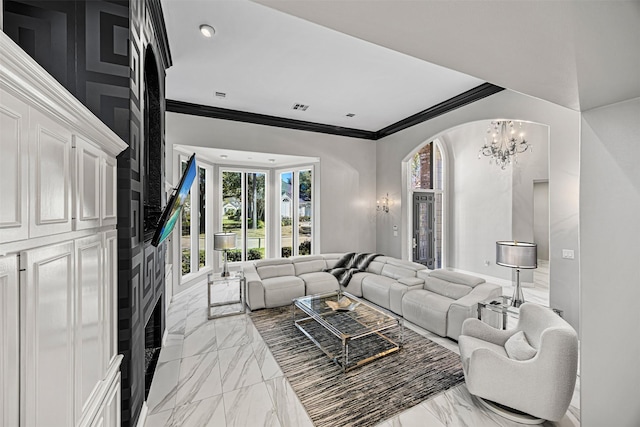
268 159 276 163
220 154 228 159
199 24 215 38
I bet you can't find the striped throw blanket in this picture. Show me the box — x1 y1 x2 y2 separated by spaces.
324 252 382 287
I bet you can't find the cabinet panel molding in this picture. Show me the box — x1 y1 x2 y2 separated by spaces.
0 255 19 427
0 90 29 243
21 242 75 427
75 136 103 230
102 156 117 226
28 109 73 238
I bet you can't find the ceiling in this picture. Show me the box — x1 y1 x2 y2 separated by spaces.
256 0 640 113
160 0 485 133
175 145 319 169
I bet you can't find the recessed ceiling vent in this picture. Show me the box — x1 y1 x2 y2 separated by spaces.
215 91 226 98
346 113 356 117
292 103 309 111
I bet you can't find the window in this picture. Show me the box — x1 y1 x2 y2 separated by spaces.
181 156 212 277
221 169 268 262
279 167 314 257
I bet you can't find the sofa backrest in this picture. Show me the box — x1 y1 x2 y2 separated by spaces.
322 253 345 269
291 255 327 275
424 269 486 300
254 258 295 279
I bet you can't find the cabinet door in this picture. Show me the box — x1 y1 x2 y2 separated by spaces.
21 242 75 427
103 230 118 366
0 89 29 243
74 136 102 230
102 155 117 227
28 108 73 238
75 235 104 420
0 255 19 427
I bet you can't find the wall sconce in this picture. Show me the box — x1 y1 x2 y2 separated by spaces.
377 193 390 213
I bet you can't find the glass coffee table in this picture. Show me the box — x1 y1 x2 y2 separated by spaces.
292 291 403 372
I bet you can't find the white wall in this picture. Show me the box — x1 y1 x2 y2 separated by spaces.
166 112 378 255
440 121 548 283
580 97 640 426
376 89 580 330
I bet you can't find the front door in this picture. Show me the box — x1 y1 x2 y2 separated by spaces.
413 193 435 269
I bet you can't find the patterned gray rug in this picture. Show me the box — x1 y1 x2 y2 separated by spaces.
249 306 465 427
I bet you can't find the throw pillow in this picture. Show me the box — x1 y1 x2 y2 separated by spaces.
504 331 537 361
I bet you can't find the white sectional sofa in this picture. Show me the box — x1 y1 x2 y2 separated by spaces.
242 254 502 340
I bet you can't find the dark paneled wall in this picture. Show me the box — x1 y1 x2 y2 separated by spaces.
3 1 171 426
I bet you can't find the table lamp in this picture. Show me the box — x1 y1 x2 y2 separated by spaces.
214 232 237 277
496 241 537 307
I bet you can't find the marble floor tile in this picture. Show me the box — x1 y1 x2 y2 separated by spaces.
252 338 283 381
218 343 263 393
158 343 184 363
182 318 217 358
265 376 312 427
215 316 251 350
184 307 209 334
223 382 281 427
147 359 181 415
145 409 173 427
166 394 226 427
376 401 447 427
176 351 223 408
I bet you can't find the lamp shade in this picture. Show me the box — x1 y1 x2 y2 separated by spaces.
214 232 236 250
496 241 537 269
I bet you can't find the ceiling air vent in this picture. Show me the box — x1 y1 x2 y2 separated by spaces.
215 92 226 98
292 103 309 111
346 113 356 117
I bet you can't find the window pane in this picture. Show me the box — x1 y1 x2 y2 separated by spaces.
198 166 206 268
435 193 443 268
298 169 312 255
246 172 266 260
280 172 293 258
222 171 242 262
181 161 192 275
433 144 443 191
411 143 434 190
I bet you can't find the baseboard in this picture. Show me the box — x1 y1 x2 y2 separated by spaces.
136 402 149 427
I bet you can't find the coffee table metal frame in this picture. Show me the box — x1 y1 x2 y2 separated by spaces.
292 291 403 372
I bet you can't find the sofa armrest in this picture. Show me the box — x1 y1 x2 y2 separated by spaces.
446 283 503 340
242 262 266 310
398 277 423 286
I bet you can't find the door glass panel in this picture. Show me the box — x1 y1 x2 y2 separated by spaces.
298 169 312 255
222 171 242 262
246 172 266 260
280 172 293 258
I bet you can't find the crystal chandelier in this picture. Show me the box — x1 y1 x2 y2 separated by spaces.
478 121 531 169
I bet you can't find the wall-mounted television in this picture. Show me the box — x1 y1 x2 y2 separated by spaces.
151 154 197 247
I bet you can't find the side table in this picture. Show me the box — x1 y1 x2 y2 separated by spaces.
477 296 563 330
208 270 246 319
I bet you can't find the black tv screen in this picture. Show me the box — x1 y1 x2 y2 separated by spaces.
151 154 197 247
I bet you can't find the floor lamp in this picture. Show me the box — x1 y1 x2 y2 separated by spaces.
496 241 537 307
214 232 237 277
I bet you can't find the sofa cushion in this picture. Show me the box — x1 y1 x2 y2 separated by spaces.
262 276 304 308
342 271 372 297
361 274 396 309
380 263 417 279
386 258 427 271
402 289 455 336
291 255 327 275
257 262 295 280
458 334 509 373
428 270 486 287
504 331 538 361
365 260 386 275
398 277 423 286
298 271 339 295
424 277 473 300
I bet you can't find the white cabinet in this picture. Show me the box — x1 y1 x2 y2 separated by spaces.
28 108 74 238
21 242 76 427
0 255 19 427
1 32 127 427
0 90 29 243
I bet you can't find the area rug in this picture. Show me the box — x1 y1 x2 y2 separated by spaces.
249 307 465 427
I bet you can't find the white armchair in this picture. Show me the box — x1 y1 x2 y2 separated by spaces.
458 303 578 422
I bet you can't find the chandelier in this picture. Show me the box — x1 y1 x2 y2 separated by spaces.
478 121 531 169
